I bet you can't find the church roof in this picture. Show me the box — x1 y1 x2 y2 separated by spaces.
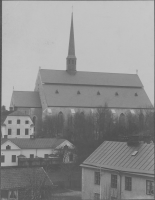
39 69 143 88
81 141 154 175
42 84 152 108
10 91 41 108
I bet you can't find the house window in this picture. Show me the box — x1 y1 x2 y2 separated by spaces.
17 119 20 124
17 129 20 135
94 171 100 185
94 193 100 200
30 154 34 159
8 129 12 135
1 155 5 162
125 177 132 191
12 155 16 162
111 174 117 188
8 120 12 124
25 129 29 135
6 145 11 150
44 154 48 158
25 120 29 124
146 180 154 195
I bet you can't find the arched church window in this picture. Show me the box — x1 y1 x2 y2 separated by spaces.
119 113 125 126
58 112 64 133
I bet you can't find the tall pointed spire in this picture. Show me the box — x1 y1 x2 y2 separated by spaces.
66 12 76 72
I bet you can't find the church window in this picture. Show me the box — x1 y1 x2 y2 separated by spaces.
32 116 36 132
77 91 80 94
119 113 125 126
17 119 20 124
97 91 100 95
10 191 17 198
58 112 64 133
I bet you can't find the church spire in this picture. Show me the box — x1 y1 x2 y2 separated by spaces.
66 12 76 72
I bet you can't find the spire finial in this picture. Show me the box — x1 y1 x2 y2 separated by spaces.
66 11 76 72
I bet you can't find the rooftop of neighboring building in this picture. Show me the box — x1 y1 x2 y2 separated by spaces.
1 138 73 150
81 140 154 175
1 167 53 190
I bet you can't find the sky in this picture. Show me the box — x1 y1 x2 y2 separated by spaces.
2 1 154 109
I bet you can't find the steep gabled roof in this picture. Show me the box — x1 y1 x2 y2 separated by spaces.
39 69 143 87
1 138 68 149
82 141 154 175
1 167 53 190
42 84 152 108
10 91 41 108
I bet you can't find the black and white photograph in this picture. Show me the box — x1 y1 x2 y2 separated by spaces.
1 1 154 200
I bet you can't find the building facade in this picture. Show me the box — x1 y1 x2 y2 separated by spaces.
1 110 34 139
1 138 75 167
81 141 154 199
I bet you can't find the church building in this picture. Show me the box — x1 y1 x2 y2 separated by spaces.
10 13 153 135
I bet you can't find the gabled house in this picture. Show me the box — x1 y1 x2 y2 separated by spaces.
1 167 54 200
1 110 34 139
81 141 154 200
1 138 75 167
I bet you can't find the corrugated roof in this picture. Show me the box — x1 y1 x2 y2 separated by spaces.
8 110 30 116
82 141 154 175
10 91 41 108
42 84 152 108
1 138 67 149
40 69 143 87
1 167 53 189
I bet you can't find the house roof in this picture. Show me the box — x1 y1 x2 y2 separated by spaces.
1 138 68 149
1 167 53 190
8 110 30 117
82 141 154 175
10 91 41 108
40 69 143 88
42 84 152 108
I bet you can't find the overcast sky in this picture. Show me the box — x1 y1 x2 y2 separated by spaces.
2 1 154 109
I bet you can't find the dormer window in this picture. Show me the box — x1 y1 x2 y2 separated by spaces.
77 91 80 94
6 145 11 150
55 90 59 94
135 92 138 96
97 91 100 95
115 92 118 96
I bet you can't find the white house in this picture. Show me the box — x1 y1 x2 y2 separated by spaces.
1 138 75 167
81 141 154 200
1 110 34 139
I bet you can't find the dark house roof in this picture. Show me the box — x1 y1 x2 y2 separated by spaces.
10 91 41 108
42 84 152 108
1 138 68 149
40 69 143 87
1 110 14 125
8 110 30 117
1 167 53 190
82 141 154 175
